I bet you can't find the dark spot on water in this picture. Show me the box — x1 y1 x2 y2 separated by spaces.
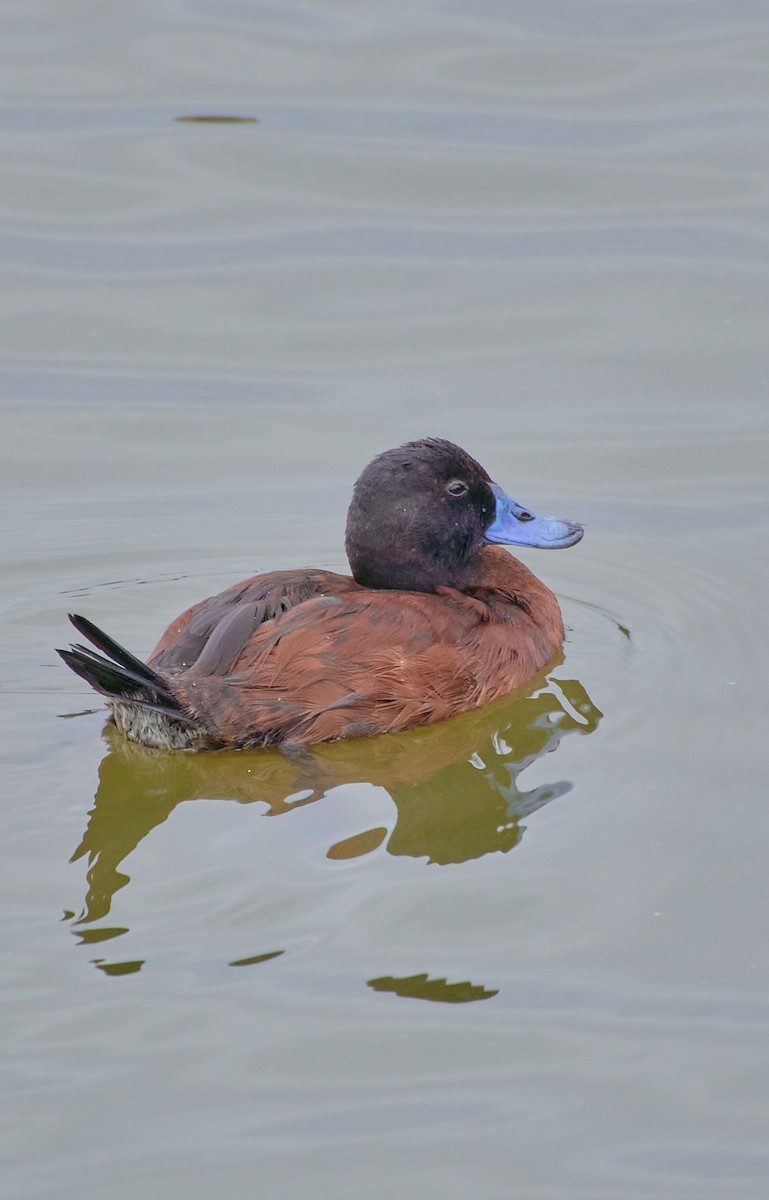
175 115 259 124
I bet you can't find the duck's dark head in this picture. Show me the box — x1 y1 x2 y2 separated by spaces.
345 438 583 592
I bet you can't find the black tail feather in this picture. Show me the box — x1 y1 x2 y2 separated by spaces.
68 641 160 693
57 614 193 724
56 645 144 698
66 612 159 684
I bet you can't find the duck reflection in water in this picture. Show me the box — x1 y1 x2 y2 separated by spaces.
69 664 601 929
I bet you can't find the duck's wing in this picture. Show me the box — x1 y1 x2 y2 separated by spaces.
148 568 358 674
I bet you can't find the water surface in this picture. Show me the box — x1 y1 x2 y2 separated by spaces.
3 2 769 1198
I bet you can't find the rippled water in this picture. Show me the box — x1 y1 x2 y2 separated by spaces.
3 2 769 1198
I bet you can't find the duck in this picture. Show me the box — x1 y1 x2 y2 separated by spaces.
57 438 583 751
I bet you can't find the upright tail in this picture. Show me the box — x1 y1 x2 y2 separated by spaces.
57 613 192 723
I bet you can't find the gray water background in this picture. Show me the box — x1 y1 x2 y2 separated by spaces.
3 3 769 1198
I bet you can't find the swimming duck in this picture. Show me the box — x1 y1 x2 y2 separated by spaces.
58 438 582 750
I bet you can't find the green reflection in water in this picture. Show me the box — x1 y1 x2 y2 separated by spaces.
327 825 389 860
368 973 498 1004
73 926 129 945
92 959 144 977
67 666 601 949
229 950 285 968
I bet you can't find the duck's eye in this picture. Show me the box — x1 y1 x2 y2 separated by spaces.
446 479 468 497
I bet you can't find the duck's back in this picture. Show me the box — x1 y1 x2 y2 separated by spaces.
149 568 360 674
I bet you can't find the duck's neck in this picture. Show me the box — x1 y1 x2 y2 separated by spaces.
466 546 565 640
348 531 483 593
